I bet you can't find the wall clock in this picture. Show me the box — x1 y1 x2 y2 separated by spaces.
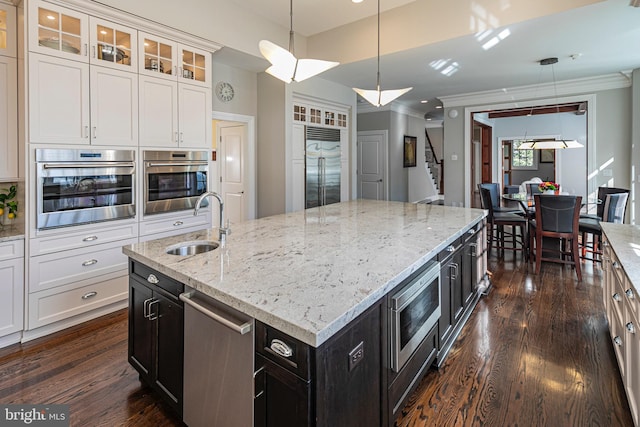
216 81 235 102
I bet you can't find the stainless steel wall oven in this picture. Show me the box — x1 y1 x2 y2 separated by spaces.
389 260 441 373
35 149 136 230
143 150 208 215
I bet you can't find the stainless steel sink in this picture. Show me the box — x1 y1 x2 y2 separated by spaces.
166 242 219 256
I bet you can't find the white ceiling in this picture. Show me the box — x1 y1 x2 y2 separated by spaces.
215 0 640 116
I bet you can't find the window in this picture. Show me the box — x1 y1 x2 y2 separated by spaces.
512 140 537 170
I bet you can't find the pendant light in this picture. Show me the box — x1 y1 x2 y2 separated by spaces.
518 57 583 150
259 0 339 83
352 0 412 107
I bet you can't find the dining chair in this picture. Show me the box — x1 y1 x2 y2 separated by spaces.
579 191 629 262
477 183 521 213
580 186 629 220
480 187 528 258
529 194 582 281
525 183 544 196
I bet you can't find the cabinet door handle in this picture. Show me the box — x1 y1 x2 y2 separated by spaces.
270 339 293 358
147 274 160 284
93 126 97 138
82 291 97 300
92 45 96 58
612 293 622 302
143 297 152 318
450 263 459 280
82 259 98 267
625 289 635 299
82 235 98 242
147 299 159 321
175 132 179 143
173 221 183 226
84 126 89 138
180 132 184 143
83 43 88 56
613 336 623 346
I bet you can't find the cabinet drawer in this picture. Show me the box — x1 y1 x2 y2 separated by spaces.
0 239 24 261
140 212 210 237
30 222 138 256
29 274 127 329
255 321 312 381
29 238 136 292
130 260 183 298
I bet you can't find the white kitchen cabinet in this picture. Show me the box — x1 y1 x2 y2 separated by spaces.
139 32 210 87
603 237 640 425
0 55 17 180
89 16 137 72
29 52 138 146
139 209 211 241
0 3 16 58
29 52 89 144
0 239 24 343
291 124 305 211
28 0 88 62
139 75 211 148
90 65 138 146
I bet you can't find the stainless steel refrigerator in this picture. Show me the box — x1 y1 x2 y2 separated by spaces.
306 126 341 209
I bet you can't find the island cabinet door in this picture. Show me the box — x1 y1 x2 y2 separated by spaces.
129 279 154 382
254 354 312 427
154 291 183 413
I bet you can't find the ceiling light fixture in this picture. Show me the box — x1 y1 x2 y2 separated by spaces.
519 57 583 150
352 0 412 107
259 0 339 83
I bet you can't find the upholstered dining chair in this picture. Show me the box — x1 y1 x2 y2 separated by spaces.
579 191 629 262
529 194 582 281
478 183 521 213
480 187 528 257
580 186 629 221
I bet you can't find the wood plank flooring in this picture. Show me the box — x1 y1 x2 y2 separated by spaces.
0 252 633 426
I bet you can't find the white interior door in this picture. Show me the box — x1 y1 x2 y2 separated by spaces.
357 131 387 200
219 125 246 225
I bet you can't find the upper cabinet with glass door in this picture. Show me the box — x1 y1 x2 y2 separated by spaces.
28 0 88 62
89 17 137 72
0 3 17 58
139 32 210 87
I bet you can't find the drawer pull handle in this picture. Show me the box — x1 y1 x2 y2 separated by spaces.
82 259 98 267
83 235 98 242
626 289 635 299
614 336 623 346
627 322 636 334
147 274 160 284
82 291 97 300
612 293 622 302
173 221 184 226
446 245 455 253
270 339 293 358
613 261 620 269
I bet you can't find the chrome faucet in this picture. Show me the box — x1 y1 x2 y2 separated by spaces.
194 191 230 243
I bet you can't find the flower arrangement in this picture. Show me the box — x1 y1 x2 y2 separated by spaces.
0 185 18 227
538 181 559 192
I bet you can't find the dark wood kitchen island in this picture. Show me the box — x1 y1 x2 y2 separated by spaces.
123 200 488 426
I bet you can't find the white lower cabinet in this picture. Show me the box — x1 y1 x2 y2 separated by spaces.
27 222 137 333
0 239 24 344
139 210 211 242
604 237 640 425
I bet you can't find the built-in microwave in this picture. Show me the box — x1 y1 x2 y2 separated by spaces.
143 150 208 215
35 149 136 230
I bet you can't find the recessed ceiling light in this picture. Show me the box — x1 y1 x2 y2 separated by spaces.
420 100 428 104
352 0 364 3
435 105 443 109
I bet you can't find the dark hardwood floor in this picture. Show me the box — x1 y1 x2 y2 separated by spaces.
0 252 632 426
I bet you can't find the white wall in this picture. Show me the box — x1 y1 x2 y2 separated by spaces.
211 61 257 117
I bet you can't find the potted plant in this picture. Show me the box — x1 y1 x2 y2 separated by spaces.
0 185 18 228
538 181 559 194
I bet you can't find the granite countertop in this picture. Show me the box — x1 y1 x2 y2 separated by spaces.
123 200 486 347
0 226 25 243
601 223 640 291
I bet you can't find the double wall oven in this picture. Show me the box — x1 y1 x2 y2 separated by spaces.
143 150 209 216
35 149 136 230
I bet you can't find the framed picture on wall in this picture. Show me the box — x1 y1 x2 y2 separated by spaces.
540 149 555 163
404 135 417 167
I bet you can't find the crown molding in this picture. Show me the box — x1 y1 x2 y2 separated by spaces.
40 0 222 53
440 72 632 108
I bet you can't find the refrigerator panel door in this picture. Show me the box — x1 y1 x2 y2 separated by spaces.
306 140 321 209
322 141 341 206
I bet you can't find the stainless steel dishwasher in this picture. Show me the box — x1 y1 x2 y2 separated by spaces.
180 290 254 427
